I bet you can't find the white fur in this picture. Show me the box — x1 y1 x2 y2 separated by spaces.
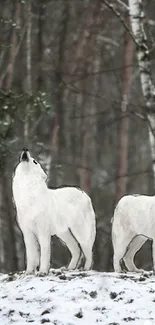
112 195 154 272
12 151 96 275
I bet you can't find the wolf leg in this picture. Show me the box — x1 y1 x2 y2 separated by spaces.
23 231 40 275
123 235 147 272
38 234 51 276
59 230 81 270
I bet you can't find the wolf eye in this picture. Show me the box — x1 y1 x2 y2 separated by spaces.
33 160 37 165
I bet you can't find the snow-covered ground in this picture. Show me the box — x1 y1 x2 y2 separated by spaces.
0 269 155 325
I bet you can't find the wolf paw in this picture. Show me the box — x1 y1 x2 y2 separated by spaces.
25 270 35 276
37 270 48 277
60 266 67 272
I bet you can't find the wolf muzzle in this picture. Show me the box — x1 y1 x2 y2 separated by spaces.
20 148 29 162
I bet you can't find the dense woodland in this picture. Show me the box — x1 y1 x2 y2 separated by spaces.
0 0 155 274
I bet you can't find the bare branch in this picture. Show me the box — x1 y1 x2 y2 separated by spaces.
116 0 129 11
98 35 119 47
102 0 139 47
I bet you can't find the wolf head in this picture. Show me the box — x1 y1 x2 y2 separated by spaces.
14 148 47 182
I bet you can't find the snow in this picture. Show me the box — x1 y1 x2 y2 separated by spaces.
0 269 155 325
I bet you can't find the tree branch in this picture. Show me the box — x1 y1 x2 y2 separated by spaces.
102 0 139 47
116 0 129 11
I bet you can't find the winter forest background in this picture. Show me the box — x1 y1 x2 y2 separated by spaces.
0 0 155 274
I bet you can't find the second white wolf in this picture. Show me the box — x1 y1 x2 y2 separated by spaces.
112 195 154 273
12 148 96 275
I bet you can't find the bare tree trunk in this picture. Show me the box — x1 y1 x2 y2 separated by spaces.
128 0 155 187
80 56 101 193
67 0 101 79
37 1 45 90
0 1 21 272
115 16 133 203
62 0 101 192
25 0 32 141
0 2 21 88
6 3 21 88
48 1 69 188
0 167 18 273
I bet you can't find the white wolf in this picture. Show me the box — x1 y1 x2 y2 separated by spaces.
112 195 154 273
12 148 96 275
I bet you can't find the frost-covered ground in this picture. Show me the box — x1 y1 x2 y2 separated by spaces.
0 269 155 325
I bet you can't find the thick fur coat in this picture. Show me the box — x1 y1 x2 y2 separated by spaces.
112 195 154 272
12 149 96 275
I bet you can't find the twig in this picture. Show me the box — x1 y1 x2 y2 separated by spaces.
102 0 140 47
116 0 129 11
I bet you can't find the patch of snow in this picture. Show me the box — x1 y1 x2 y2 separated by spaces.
0 270 155 325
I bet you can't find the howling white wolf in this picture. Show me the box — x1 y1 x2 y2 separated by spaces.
12 148 96 275
112 195 154 273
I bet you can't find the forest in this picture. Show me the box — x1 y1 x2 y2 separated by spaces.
0 0 155 274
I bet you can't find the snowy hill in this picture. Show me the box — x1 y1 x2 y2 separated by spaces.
0 269 155 325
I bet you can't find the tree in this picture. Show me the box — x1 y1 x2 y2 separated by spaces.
128 0 155 187
115 15 133 203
